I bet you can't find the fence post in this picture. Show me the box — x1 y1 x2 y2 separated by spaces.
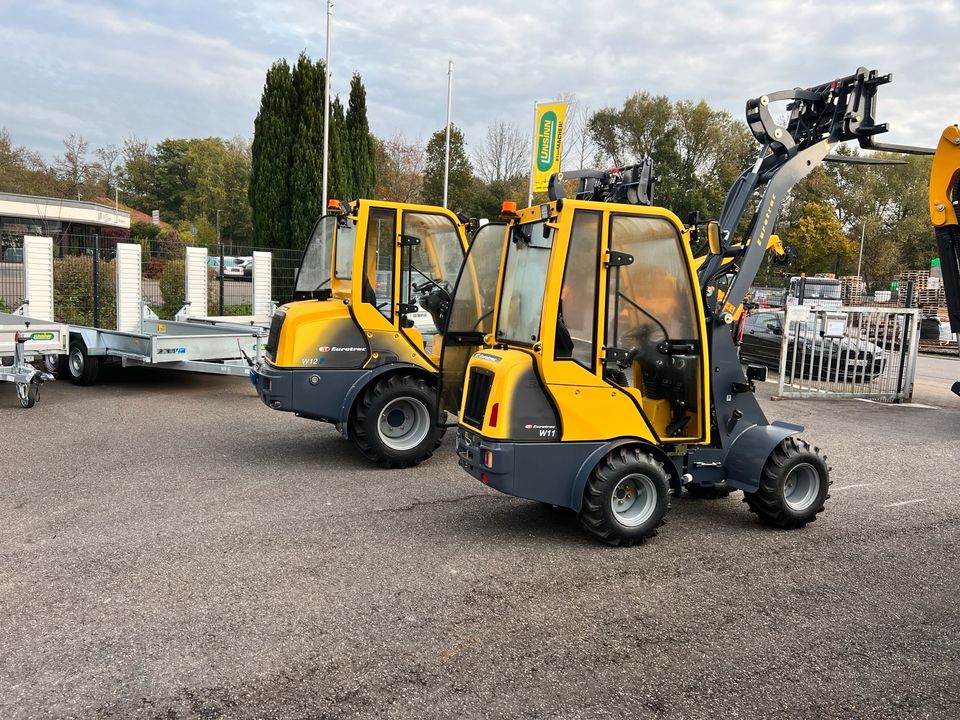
218 241 225 316
894 279 915 402
798 276 806 305
92 233 101 327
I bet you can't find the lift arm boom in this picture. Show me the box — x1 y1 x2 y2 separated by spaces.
930 125 960 335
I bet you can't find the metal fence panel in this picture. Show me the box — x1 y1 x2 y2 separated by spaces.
775 305 921 402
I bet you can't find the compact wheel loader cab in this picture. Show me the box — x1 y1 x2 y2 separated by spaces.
253 199 470 467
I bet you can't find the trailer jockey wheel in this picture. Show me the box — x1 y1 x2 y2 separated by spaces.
743 437 831 528
580 446 671 546
16 380 39 409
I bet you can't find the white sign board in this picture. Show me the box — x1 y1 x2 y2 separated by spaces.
928 276 941 291
823 313 847 338
151 210 160 225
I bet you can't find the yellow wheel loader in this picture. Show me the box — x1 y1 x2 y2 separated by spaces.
929 125 960 397
442 67 920 545
252 199 470 467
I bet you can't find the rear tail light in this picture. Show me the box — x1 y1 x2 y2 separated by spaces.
480 472 489 484
270 400 282 409
483 450 493 467
488 402 499 428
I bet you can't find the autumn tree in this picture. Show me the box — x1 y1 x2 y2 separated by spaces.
374 134 425 203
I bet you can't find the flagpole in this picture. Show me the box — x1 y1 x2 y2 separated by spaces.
527 100 538 207
321 0 333 211
443 60 453 208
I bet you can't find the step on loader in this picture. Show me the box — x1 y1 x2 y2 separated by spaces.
441 67 922 545
252 200 471 467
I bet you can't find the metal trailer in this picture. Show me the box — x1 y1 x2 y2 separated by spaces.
64 242 266 385
0 313 67 407
0 236 68 407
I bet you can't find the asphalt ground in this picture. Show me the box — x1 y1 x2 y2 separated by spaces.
2 357 959 719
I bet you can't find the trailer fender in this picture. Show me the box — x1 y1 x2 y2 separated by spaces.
568 438 682 512
723 421 803 493
337 362 434 438
70 328 108 356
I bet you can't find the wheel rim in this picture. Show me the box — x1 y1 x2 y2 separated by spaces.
376 397 431 451
69 348 84 377
783 462 821 512
610 473 658 527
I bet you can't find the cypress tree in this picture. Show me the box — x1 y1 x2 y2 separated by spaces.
289 53 326 249
345 73 376 199
328 97 350 201
249 59 294 248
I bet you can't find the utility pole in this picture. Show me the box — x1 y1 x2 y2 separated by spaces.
443 60 453 208
856 219 867 282
527 100 537 207
321 0 333 212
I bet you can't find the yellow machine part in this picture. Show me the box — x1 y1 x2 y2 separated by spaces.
465 199 710 446
930 125 960 228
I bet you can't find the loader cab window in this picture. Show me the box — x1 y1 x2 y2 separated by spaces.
363 207 397 321
497 220 554 344
555 210 601 370
399 213 465 324
295 216 336 292
605 214 702 440
334 219 356 280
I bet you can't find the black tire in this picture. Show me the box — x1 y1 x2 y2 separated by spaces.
67 339 101 386
16 381 39 409
686 481 734 499
349 373 444 468
743 436 831 528
42 354 60 375
580 446 671 546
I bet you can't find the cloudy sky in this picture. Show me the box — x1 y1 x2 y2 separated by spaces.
2 0 959 161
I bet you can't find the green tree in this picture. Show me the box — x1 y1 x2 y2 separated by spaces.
422 124 473 211
346 73 376 198
783 202 855 275
587 94 754 220
250 59 295 248
328 97 350 202
289 53 326 249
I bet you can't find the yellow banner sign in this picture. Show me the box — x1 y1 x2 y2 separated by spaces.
532 102 567 193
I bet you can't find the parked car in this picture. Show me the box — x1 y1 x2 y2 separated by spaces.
208 256 246 280
740 310 886 381
236 256 254 280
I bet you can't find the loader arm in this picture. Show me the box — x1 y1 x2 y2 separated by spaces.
700 67 914 320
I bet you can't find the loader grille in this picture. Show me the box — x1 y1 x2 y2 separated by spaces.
264 312 285 361
462 368 494 429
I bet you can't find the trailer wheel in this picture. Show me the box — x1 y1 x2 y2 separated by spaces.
580 446 670 546
350 373 444 468
42 354 60 375
687 481 733 499
67 339 101 386
743 437 831 528
16 381 39 408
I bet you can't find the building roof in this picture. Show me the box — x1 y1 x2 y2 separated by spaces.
0 191 130 229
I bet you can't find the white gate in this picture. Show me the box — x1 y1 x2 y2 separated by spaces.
774 305 921 402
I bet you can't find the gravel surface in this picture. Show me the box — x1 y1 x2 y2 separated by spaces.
2 358 959 719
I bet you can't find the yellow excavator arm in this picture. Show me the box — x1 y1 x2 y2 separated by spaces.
929 125 960 396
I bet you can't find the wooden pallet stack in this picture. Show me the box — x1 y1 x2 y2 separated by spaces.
840 275 865 304
897 270 928 307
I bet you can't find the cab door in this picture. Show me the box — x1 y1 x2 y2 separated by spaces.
438 222 508 416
